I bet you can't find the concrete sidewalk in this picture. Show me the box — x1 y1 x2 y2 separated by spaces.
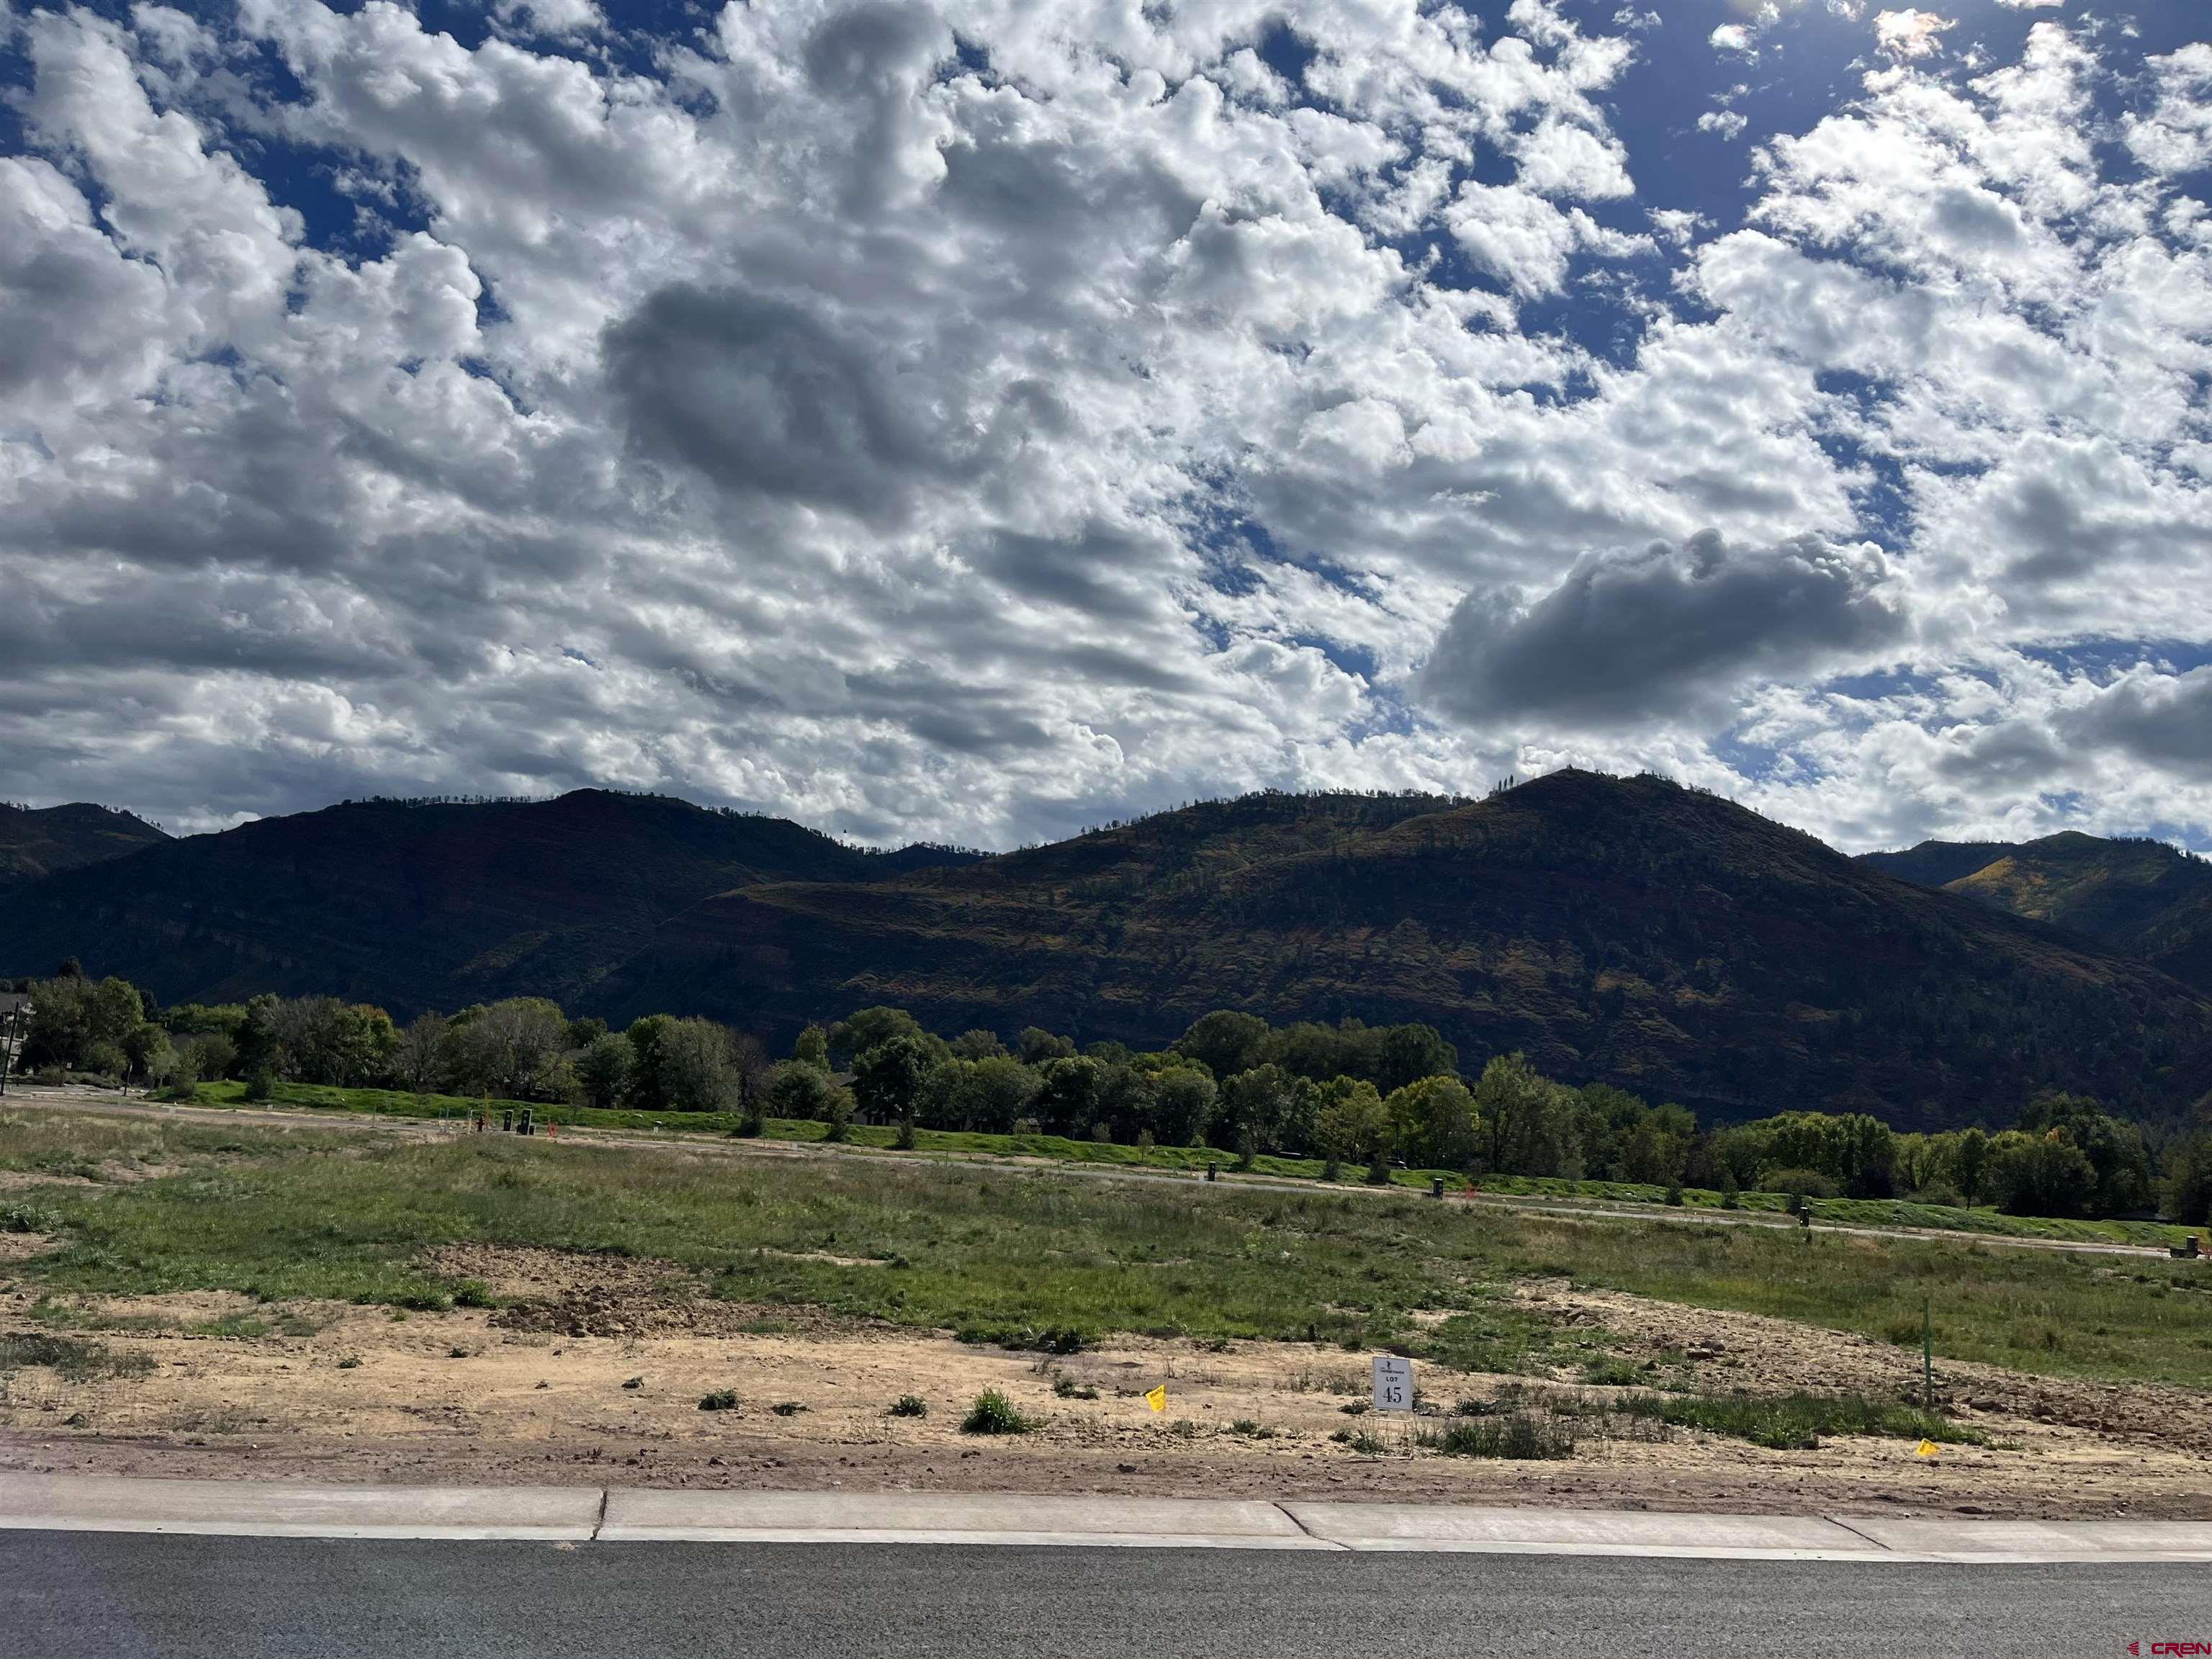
3 1474 2208 1561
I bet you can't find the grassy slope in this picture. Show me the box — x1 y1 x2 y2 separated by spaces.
6 1106 2209 1390
179 1079 2200 1249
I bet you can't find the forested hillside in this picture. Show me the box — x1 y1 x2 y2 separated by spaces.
8 775 2210 1127
612 773 2212 1128
0 801 168 889
0 791 979 1015
1863 832 2212 994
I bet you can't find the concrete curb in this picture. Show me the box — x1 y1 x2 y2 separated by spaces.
3 1475 2208 1560
0 1474 601 1540
599 1490 1330 1549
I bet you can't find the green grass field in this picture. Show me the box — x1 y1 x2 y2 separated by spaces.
6 1103 2209 1390
167 1079 2202 1249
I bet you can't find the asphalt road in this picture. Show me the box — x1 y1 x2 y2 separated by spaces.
4 1533 2204 1658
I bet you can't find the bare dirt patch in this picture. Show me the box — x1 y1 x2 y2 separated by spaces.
1 1247 2207 1518
0 1233 54 1266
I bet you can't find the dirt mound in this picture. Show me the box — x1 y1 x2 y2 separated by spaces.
1523 1282 2212 1446
432 1244 877 1342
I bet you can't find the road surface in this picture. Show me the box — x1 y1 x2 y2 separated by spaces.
2 1531 2201 1658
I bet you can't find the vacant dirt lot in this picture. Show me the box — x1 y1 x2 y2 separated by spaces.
4 1243 2208 1518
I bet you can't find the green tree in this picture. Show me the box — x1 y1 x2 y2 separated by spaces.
1314 1076 1388 1165
1031 1055 1103 1138
792 1024 830 1069
1385 1074 1478 1170
1473 1053 1578 1178
2018 1090 2153 1215
626 1015 675 1112
853 1033 932 1141
1174 1010 1269 1080
1017 1026 1076 1064
768 1059 835 1122
2167 1129 2212 1227
1984 1130 2099 1218
830 1007 934 1067
658 1018 742 1113
1150 1066 1216 1147
576 1032 631 1110
392 1014 449 1094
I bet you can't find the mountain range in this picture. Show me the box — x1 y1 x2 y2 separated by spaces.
4 775 2210 1128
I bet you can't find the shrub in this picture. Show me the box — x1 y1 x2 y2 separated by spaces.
1664 1182 1685 1207
698 1390 739 1411
1052 1374 1098 1400
0 1202 60 1235
0 1334 155 1382
1424 1410 1575 1460
888 1395 927 1418
770 1401 806 1416
1761 1166 1839 1201
241 1067 277 1102
961 1389 1033 1434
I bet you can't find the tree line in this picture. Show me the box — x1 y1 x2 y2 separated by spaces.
8 963 2208 1225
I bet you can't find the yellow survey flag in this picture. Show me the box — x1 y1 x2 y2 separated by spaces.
1145 1384 1168 1413
1915 1439 1941 1458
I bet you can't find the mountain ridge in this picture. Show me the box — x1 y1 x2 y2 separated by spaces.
1859 831 2212 995
6 776 2208 1128
0 802 170 890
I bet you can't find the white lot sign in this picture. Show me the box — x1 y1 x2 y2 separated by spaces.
1372 1354 1413 1413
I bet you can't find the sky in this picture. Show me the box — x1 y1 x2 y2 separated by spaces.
2 0 2211 853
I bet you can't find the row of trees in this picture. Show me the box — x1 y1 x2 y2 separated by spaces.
9 965 2208 1223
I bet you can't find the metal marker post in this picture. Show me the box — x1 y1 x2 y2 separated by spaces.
1923 1296 1933 1412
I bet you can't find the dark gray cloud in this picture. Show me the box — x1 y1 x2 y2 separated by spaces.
1416 530 1906 730
603 282 983 523
2060 667 2212 779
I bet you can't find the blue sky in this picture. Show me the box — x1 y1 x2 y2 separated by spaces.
2 0 2211 853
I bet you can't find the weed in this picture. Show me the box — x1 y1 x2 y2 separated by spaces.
337 1357 361 1370
961 1389 1033 1434
889 1395 927 1418
770 1401 805 1416
1052 1374 1099 1400
698 1390 739 1411
1614 1391 1984 1451
1339 1399 1369 1415
1228 1419 1274 1438
1581 1356 1645 1387
621 1376 643 1390
1421 1411 1576 1460
0 1334 154 1382
446 1346 469 1359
